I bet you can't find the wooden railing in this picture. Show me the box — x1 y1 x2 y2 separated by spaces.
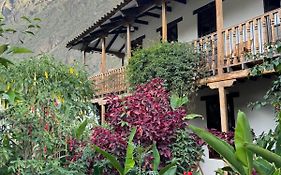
194 8 281 74
90 67 127 97
91 8 281 97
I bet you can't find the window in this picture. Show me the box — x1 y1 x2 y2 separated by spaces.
195 2 217 37
157 17 183 42
131 35 146 51
202 93 237 131
201 92 238 159
167 24 178 42
263 0 280 12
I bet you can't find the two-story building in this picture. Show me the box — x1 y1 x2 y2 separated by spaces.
66 0 279 174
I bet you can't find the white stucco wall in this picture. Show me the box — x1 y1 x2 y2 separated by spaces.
130 0 266 47
127 1 276 174
190 77 277 175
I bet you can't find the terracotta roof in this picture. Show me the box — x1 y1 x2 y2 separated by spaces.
66 0 134 48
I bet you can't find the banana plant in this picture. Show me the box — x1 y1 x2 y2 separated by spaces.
190 111 281 175
94 127 137 175
94 128 177 175
151 143 177 175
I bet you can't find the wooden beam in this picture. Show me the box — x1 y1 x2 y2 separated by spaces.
140 11 160 18
126 24 132 60
208 79 236 132
135 19 149 25
93 38 101 49
88 48 125 58
199 69 274 85
215 0 224 75
173 0 187 4
119 44 126 52
162 0 167 42
100 37 106 73
106 33 119 51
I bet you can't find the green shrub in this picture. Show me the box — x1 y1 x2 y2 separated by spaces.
0 55 95 174
127 42 206 96
170 129 204 174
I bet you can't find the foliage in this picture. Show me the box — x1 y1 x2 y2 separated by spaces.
0 15 40 68
190 111 281 175
127 42 206 96
0 55 95 174
94 128 137 175
91 127 127 159
250 42 281 110
95 129 178 175
170 128 204 174
105 78 187 160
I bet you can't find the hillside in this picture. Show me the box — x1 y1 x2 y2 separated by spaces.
1 0 123 74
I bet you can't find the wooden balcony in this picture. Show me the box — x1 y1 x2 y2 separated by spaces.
91 8 281 97
90 67 128 97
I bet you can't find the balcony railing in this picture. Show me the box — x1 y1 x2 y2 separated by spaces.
91 8 281 97
195 8 281 74
90 67 127 97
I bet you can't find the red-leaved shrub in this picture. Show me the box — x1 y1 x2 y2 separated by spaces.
91 127 127 158
105 78 187 159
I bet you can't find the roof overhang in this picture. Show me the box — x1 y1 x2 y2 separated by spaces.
66 0 187 58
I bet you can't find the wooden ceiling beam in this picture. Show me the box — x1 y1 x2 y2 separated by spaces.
139 11 160 18
87 48 125 58
135 19 149 25
173 0 187 4
155 5 172 12
106 33 119 51
119 44 126 52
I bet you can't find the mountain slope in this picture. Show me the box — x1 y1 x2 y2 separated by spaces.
1 0 123 74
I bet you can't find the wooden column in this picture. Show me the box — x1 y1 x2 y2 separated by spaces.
100 37 106 73
162 0 167 42
208 79 236 132
215 0 224 75
126 24 132 60
101 104 105 124
83 51 86 66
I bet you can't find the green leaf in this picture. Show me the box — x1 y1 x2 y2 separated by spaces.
170 94 189 109
24 30 35 35
152 143 160 171
4 28 17 33
253 158 275 175
33 18 42 22
124 128 136 175
159 160 177 175
0 57 13 68
8 46 33 54
162 166 177 175
21 16 32 23
94 145 124 175
246 143 281 168
0 44 8 55
189 125 246 175
75 119 88 139
234 111 253 174
183 114 203 120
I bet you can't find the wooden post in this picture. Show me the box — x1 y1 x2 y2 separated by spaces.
218 87 228 132
101 104 105 124
126 24 132 60
83 51 86 66
215 0 224 75
208 79 236 132
162 0 167 42
100 37 106 73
